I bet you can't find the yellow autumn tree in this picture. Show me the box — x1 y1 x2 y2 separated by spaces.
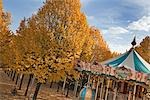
88 27 112 62
136 36 150 63
0 0 11 70
15 0 90 99
28 0 90 82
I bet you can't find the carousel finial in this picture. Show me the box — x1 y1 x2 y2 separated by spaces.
131 36 136 48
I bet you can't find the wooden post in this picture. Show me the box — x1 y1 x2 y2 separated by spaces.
121 82 124 93
113 82 117 100
99 78 104 100
95 77 100 100
87 74 91 86
128 91 132 100
143 94 146 100
133 84 137 100
105 79 110 100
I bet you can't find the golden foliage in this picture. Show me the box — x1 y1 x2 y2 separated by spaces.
12 0 90 83
136 36 150 63
0 0 117 83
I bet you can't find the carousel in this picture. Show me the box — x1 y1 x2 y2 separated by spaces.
76 39 150 100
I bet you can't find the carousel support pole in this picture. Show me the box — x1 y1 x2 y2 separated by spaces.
143 88 146 100
62 76 67 93
128 85 132 100
105 78 110 100
128 90 132 100
143 94 145 100
133 83 137 100
121 82 125 93
99 78 104 100
113 81 117 100
95 77 100 100
87 74 91 86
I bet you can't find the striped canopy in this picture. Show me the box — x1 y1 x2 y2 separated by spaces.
101 48 150 73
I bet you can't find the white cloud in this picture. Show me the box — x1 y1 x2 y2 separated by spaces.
108 43 131 53
128 16 150 32
107 27 129 35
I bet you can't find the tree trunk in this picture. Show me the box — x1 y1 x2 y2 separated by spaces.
10 71 13 77
66 83 70 97
8 71 10 77
57 82 60 92
12 71 16 81
50 81 53 88
24 74 33 96
7 70 10 76
15 74 19 85
19 74 24 90
32 82 42 100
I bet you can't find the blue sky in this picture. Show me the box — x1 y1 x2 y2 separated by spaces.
3 0 150 53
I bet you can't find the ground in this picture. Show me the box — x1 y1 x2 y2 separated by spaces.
0 69 76 100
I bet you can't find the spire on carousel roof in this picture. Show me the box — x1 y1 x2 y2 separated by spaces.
131 36 136 48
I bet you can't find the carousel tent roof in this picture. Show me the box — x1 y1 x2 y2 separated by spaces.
101 48 150 73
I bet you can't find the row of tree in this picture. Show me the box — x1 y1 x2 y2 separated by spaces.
0 0 149 99
0 0 115 99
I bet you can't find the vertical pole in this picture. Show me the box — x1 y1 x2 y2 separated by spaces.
99 78 104 100
121 82 124 93
87 74 91 86
105 79 110 100
128 91 132 100
133 84 137 100
113 82 117 100
95 77 100 100
143 94 145 100
62 76 67 92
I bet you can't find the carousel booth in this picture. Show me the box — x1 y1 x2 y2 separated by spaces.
76 44 150 100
